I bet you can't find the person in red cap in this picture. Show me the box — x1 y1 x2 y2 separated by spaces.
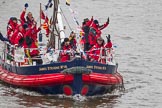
59 38 72 62
88 18 109 49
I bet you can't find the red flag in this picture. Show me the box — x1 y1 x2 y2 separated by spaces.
45 16 49 23
41 10 49 23
42 22 50 36
41 10 45 20
41 10 50 36
42 22 48 29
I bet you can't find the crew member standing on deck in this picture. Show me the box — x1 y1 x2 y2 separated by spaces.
88 37 105 63
60 38 72 62
69 31 77 50
7 17 18 41
88 17 109 49
20 3 41 42
81 16 93 51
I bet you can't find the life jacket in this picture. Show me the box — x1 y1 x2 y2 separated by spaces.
88 27 97 46
88 43 105 62
7 18 18 39
13 27 25 45
60 44 71 62
23 35 39 57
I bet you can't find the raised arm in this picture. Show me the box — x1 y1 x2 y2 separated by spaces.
99 17 109 30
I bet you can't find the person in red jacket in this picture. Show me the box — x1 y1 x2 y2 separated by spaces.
88 37 105 62
22 24 42 65
104 34 112 48
7 17 18 40
69 31 77 50
20 5 41 42
8 24 27 62
81 16 93 51
12 24 27 46
23 37 40 58
104 34 113 63
60 38 72 62
20 6 34 28
88 18 109 48
21 24 40 56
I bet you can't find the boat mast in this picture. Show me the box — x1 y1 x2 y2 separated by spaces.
47 0 60 49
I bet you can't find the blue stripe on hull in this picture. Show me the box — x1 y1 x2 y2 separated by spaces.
0 58 116 75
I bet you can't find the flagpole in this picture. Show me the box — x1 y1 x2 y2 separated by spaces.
40 3 42 27
52 0 56 49
38 3 43 42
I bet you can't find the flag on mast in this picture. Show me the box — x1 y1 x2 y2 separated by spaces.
40 10 50 36
40 10 45 20
66 0 71 6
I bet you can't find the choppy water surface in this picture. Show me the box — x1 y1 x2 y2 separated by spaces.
0 0 162 107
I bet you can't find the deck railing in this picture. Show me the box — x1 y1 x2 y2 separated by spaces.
2 43 115 66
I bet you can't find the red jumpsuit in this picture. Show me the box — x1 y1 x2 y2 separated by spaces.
104 41 112 48
88 43 105 62
20 10 41 41
88 41 113 63
81 17 93 45
23 28 40 57
20 11 33 27
11 25 26 45
14 31 25 45
60 45 71 62
10 30 19 44
89 21 109 46
7 19 18 40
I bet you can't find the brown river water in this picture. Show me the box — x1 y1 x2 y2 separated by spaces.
0 0 162 107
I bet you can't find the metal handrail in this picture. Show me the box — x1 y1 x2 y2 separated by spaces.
3 42 115 66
